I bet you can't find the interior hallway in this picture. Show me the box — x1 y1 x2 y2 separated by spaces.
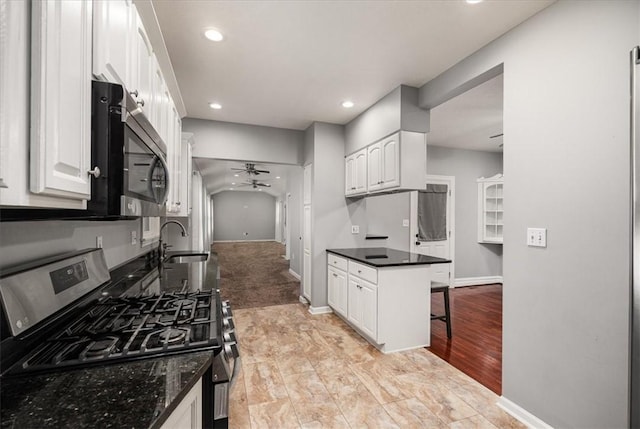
229 303 523 428
212 241 300 309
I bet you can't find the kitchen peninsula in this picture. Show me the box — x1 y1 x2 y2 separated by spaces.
326 247 450 353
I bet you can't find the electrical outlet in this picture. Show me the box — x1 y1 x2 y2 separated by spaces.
527 228 547 247
402 219 409 227
96 236 103 248
351 225 359 234
131 231 137 245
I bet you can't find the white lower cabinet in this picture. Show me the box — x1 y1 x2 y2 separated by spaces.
347 275 377 340
326 252 432 353
327 265 347 318
160 378 202 429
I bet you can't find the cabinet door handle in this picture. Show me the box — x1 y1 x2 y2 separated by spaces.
357 270 362 273
333 273 337 277
87 166 101 178
137 99 145 107
130 89 139 97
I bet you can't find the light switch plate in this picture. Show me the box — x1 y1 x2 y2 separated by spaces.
96 236 103 248
527 228 547 247
402 219 409 227
351 225 359 234
131 231 137 245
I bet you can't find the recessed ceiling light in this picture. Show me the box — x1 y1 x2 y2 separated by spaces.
258 189 262 191
231 182 236 185
229 187 234 190
275 176 280 179
234 174 239 177
466 0 483 3
204 28 224 42
341 100 354 108
209 102 222 110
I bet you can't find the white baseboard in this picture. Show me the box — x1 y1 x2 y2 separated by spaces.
299 296 309 304
453 276 503 288
308 305 332 315
212 239 276 243
288 269 301 280
497 396 553 429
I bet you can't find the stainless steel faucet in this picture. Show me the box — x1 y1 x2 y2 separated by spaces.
158 220 188 260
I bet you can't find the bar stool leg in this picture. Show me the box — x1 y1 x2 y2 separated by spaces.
443 287 452 339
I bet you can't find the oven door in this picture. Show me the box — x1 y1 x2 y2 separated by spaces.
122 124 168 217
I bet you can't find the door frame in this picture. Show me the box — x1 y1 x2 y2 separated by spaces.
409 174 456 286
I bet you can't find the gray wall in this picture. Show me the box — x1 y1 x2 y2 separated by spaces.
0 219 146 270
420 2 635 427
183 118 304 165
212 191 276 241
305 122 363 309
344 85 429 155
427 145 503 279
364 192 412 251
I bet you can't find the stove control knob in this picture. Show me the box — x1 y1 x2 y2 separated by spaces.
223 332 236 343
222 306 233 317
222 300 230 308
222 317 235 330
224 341 240 359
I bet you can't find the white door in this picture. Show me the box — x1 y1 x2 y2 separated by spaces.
303 204 311 299
410 176 455 286
284 193 291 260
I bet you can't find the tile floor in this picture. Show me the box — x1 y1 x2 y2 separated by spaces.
229 303 525 429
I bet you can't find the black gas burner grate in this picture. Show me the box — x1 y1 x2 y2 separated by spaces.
12 290 220 374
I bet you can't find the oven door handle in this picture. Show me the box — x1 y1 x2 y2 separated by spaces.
224 342 241 388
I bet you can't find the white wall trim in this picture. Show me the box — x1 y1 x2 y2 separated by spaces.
288 268 301 280
453 276 503 288
308 305 332 315
299 296 309 304
212 239 276 243
497 397 553 429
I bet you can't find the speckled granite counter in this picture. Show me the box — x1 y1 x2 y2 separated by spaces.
0 251 218 429
327 247 450 267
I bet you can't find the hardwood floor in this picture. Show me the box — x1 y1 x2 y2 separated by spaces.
428 284 503 395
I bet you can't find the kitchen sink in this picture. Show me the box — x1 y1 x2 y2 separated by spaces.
163 252 209 264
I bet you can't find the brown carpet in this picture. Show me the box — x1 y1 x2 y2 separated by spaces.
211 241 300 309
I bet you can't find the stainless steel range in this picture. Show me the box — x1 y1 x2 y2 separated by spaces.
0 248 239 428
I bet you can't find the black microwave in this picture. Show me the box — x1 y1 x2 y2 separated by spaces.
0 81 168 221
90 81 169 217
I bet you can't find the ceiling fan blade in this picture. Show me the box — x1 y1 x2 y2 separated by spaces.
489 133 504 139
254 169 270 173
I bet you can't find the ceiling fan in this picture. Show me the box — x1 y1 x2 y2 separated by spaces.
239 179 271 189
230 163 270 176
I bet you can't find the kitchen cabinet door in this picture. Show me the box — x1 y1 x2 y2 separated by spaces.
159 378 202 429
130 11 153 117
345 148 367 196
380 134 399 189
367 143 382 192
93 0 135 87
347 277 363 329
327 266 347 317
30 0 93 202
359 278 377 340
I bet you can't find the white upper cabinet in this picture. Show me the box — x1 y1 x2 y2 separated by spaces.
345 148 367 196
131 12 153 116
346 131 425 197
93 0 135 87
30 0 93 202
477 174 504 244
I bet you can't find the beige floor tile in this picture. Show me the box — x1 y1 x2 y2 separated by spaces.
312 357 361 395
244 361 289 405
282 371 342 423
349 361 412 404
397 372 477 424
331 381 397 428
277 353 316 376
448 414 499 429
248 397 301 429
238 334 277 365
383 398 448 429
300 413 351 429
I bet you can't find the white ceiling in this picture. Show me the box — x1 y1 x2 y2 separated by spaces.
153 0 552 131
154 1 549 195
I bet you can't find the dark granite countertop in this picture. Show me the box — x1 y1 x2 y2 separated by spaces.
327 247 451 267
0 251 218 429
